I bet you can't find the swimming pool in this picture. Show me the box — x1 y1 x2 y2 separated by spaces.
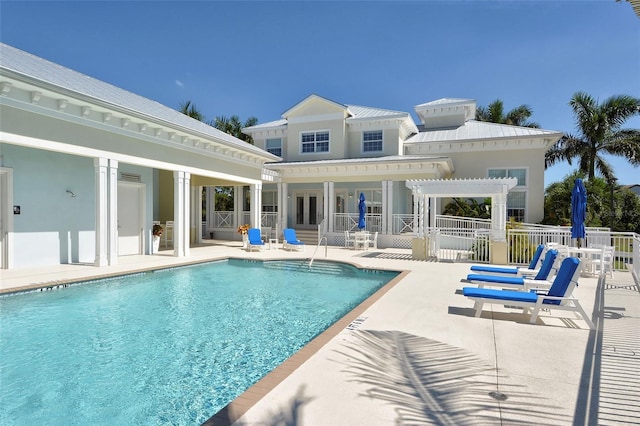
0 259 398 425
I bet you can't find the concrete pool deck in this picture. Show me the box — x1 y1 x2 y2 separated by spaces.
1 241 638 425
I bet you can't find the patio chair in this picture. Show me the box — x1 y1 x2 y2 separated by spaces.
593 245 615 279
246 228 266 252
283 228 305 251
463 249 559 291
344 231 355 249
162 221 174 247
462 257 594 329
368 231 378 250
469 244 545 277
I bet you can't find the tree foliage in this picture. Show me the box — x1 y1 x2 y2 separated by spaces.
442 198 491 219
211 115 258 144
178 100 204 121
476 99 539 128
542 172 640 233
545 92 640 181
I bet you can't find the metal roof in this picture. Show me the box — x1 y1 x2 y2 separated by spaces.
407 120 563 143
0 43 275 158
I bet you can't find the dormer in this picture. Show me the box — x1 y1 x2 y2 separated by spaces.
281 94 350 122
414 98 476 129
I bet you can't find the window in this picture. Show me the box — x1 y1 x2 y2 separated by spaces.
301 131 329 153
358 189 383 214
262 191 278 213
363 130 383 152
265 138 282 157
488 168 527 221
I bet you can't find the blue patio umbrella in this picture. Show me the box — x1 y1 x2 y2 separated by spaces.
571 178 587 247
358 192 366 230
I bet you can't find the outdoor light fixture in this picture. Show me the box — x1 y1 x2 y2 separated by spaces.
66 190 76 197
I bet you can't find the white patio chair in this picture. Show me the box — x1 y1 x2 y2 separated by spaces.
163 221 174 247
344 231 355 249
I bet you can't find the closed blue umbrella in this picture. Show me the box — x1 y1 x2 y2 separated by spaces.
571 178 587 247
358 192 366 230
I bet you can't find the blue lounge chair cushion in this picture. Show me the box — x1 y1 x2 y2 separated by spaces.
247 228 265 245
469 244 545 276
469 266 519 275
462 287 538 303
466 274 524 286
283 229 304 245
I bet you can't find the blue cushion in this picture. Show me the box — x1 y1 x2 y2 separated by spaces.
462 287 538 303
528 244 545 269
533 249 558 280
469 266 519 275
466 274 524 286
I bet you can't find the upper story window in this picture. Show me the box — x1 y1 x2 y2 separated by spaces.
363 130 383 152
301 131 329 153
488 168 527 221
266 138 282 157
488 168 526 186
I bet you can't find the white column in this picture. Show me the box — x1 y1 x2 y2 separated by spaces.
278 182 288 235
324 181 331 234
107 159 118 265
491 193 507 241
429 196 437 229
183 172 191 256
234 185 244 229
173 171 190 257
412 188 419 236
205 187 214 238
94 158 108 266
383 180 393 235
192 185 202 244
250 182 262 228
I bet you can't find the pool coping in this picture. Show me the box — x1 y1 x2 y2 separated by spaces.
204 266 410 426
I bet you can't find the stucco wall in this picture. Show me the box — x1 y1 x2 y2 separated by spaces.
446 148 547 223
1 144 96 267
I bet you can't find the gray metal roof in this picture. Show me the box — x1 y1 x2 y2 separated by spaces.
407 120 563 143
346 104 410 120
0 43 275 158
245 104 411 132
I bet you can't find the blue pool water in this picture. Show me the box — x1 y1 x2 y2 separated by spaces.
0 259 397 425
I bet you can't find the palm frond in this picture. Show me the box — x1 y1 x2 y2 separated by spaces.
333 330 569 425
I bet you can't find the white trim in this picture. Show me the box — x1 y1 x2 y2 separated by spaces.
0 131 262 186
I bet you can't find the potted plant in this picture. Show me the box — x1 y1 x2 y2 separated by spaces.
237 224 249 248
152 224 163 253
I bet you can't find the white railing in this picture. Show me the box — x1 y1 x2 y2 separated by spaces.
434 228 490 262
393 214 415 234
333 213 382 232
436 215 491 230
633 234 640 281
213 211 234 228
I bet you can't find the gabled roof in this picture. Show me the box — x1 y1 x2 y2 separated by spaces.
406 120 563 143
280 94 347 119
0 43 275 159
244 100 417 133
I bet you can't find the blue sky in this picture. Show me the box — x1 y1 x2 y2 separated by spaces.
2 0 639 185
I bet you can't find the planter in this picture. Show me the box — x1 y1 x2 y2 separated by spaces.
242 233 248 249
152 235 160 254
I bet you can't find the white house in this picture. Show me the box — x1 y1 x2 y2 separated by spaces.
0 43 279 269
243 95 563 248
1 43 563 269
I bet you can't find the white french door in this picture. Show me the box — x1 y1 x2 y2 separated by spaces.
294 191 323 229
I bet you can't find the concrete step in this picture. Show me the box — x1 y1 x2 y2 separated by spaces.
287 229 319 245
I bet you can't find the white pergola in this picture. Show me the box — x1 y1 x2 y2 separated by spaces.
405 177 518 241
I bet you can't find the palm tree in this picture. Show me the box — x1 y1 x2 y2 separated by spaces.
211 115 258 144
545 92 640 181
476 99 540 128
178 100 204 121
